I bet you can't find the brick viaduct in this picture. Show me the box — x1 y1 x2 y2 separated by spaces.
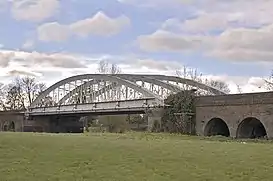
1 91 273 139
195 91 273 139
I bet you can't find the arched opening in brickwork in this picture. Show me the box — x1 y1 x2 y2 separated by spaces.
204 118 230 137
2 121 15 132
237 117 267 139
8 121 15 132
2 121 8 131
2 124 8 131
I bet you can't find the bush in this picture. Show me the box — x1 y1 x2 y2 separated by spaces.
162 90 196 134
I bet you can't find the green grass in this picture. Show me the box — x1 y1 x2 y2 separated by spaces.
1 132 273 181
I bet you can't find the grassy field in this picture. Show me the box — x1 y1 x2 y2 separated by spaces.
0 132 273 181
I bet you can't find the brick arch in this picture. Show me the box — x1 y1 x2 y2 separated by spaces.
1 121 15 132
204 117 230 137
9 121 15 132
236 117 267 139
2 121 9 131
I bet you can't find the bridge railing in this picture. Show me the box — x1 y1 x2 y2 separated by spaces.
26 98 165 116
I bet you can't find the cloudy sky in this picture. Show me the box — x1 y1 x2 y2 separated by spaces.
0 0 272 93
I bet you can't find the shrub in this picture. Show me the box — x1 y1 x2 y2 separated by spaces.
162 90 196 134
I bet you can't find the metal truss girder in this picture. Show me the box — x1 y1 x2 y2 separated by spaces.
31 74 226 108
122 74 226 95
116 75 182 92
27 98 161 116
58 81 118 104
31 74 164 108
59 76 182 105
58 79 100 104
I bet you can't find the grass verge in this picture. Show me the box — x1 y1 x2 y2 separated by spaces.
0 132 272 181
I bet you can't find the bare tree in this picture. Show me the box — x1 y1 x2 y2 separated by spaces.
206 79 230 94
22 76 47 105
97 60 121 74
5 83 25 110
176 66 230 94
20 77 36 104
36 83 47 94
97 60 109 74
236 84 242 93
109 63 121 74
176 66 203 90
0 83 8 110
15 76 47 106
263 70 273 90
1 76 47 110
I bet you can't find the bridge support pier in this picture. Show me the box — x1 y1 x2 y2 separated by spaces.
146 108 164 132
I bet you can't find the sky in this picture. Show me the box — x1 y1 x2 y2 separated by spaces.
0 0 273 93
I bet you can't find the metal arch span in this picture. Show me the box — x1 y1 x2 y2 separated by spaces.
58 81 118 105
30 74 226 108
30 74 164 108
58 76 183 105
117 74 226 95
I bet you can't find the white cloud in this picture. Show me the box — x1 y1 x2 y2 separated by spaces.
21 51 87 68
0 49 87 70
131 58 183 71
70 11 130 37
156 0 273 35
200 0 273 26
37 11 130 42
248 77 265 88
0 49 92 85
137 30 202 52
136 0 273 61
161 14 231 34
37 22 70 42
181 13 230 33
139 18 273 63
161 14 230 34
198 74 269 94
206 24 273 62
0 51 15 68
8 69 42 77
11 0 60 22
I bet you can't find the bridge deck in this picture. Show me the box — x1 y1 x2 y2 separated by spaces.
26 98 164 116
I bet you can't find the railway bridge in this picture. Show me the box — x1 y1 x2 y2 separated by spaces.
195 91 273 139
2 73 273 139
0 74 225 133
